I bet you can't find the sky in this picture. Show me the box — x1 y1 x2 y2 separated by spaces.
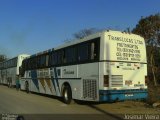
0 0 160 58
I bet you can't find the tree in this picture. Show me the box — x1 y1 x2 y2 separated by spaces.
132 13 160 86
62 28 101 43
73 28 99 39
132 13 160 43
0 55 7 62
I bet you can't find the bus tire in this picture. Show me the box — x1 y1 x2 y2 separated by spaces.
62 85 72 104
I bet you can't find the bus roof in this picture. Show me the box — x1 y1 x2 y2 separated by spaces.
29 30 143 58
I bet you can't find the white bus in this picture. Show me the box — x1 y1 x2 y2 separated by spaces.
0 54 30 87
20 30 147 104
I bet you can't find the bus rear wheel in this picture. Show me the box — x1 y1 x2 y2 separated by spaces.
62 85 72 104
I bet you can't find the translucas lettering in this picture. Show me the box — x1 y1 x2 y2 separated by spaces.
108 35 143 62
108 35 143 45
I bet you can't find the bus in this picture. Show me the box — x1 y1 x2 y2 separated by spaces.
20 30 147 104
0 54 30 87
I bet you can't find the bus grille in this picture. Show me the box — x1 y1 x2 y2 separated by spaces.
111 75 123 87
83 79 97 100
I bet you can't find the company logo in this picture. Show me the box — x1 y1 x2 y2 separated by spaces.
63 69 74 74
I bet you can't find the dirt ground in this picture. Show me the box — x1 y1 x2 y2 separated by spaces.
0 85 159 116
94 101 160 114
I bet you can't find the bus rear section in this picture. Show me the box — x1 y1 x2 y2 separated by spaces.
99 31 147 102
0 54 30 87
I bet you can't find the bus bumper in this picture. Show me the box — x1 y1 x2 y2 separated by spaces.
99 89 148 102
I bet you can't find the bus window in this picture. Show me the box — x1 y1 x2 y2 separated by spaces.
37 56 41 69
91 40 99 60
40 55 46 68
78 43 89 62
49 51 58 66
53 52 58 65
62 49 66 64
49 52 54 66
46 54 49 67
57 50 63 65
66 46 77 64
91 42 95 60
32 57 37 69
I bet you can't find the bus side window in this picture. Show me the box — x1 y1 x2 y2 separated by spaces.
39 55 46 68
53 52 57 65
90 41 98 60
46 55 49 67
48 51 58 66
78 43 89 62
37 56 41 69
33 57 37 69
49 52 55 66
92 40 99 60
49 52 54 67
91 42 95 60
62 49 66 64
65 46 76 64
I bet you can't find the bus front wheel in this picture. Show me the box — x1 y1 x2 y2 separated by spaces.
62 85 72 104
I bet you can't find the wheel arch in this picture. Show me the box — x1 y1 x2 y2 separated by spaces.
61 82 72 96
